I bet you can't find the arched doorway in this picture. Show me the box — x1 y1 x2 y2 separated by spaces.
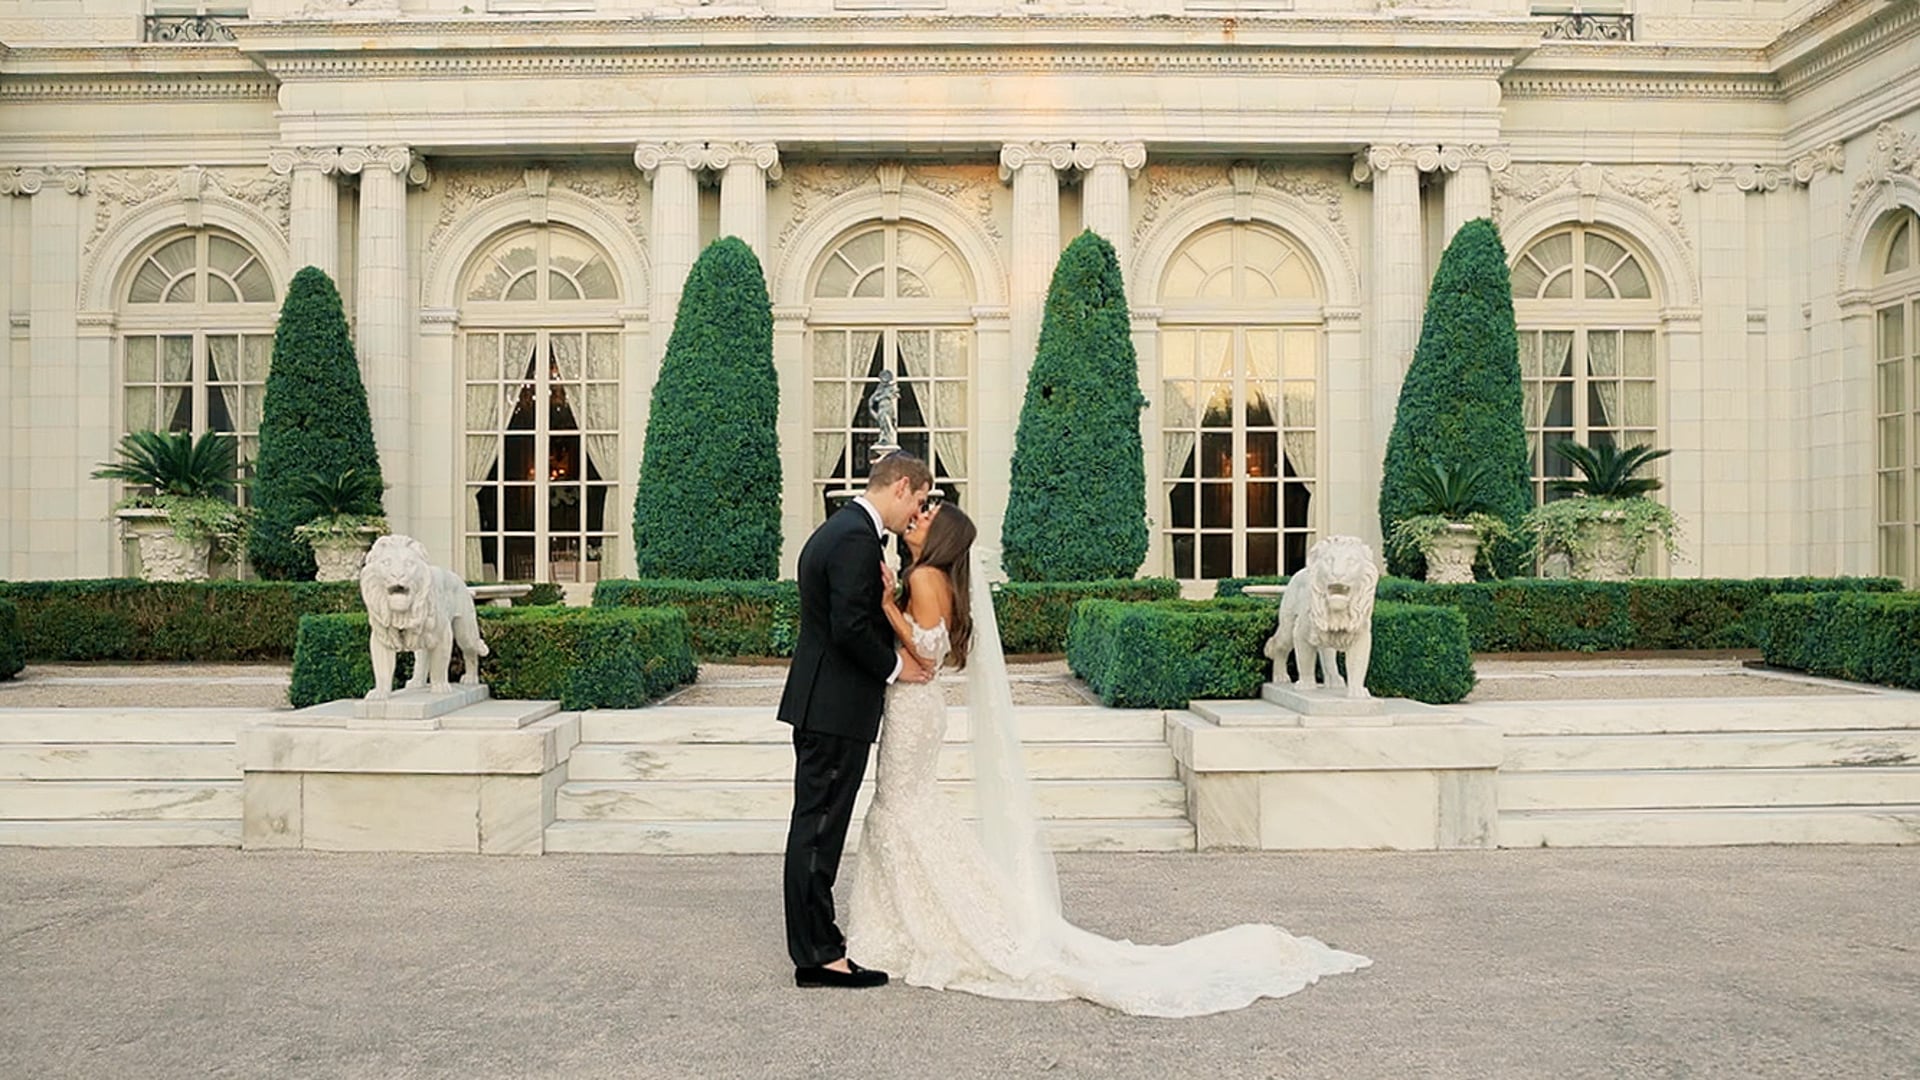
459 224 623 584
1157 221 1323 579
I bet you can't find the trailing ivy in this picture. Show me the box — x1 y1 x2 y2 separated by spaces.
249 267 386 580
631 237 781 580
1378 219 1531 579
1002 231 1149 581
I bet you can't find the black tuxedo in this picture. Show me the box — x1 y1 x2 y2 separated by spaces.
777 502 898 968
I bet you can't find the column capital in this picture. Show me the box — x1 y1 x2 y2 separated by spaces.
266 146 342 177
338 146 428 186
1 166 88 197
1350 144 1440 185
1688 162 1795 193
705 140 783 181
1071 140 1147 176
1789 142 1846 184
999 141 1076 182
633 141 708 180
1438 144 1511 174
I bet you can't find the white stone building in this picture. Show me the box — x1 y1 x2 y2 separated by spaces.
2 0 1917 589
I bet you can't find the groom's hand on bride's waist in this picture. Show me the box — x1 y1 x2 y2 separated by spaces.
896 648 934 684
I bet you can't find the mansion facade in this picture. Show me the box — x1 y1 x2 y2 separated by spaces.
2 0 1918 589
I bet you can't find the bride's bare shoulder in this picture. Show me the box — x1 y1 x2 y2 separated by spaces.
906 565 952 625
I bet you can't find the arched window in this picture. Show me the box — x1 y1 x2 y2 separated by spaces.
1874 208 1920 582
1158 221 1322 579
460 224 623 584
808 222 974 520
1511 226 1661 505
118 229 278 492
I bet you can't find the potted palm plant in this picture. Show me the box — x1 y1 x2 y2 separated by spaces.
92 430 246 582
287 468 389 582
1524 440 1679 581
1386 460 1516 584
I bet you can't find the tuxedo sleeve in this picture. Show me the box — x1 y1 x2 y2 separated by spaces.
825 530 900 685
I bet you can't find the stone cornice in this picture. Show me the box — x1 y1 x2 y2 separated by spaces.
0 166 88 196
1774 0 1920 96
1501 72 1783 102
0 73 279 103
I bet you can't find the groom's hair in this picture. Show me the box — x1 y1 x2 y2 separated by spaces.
866 451 932 492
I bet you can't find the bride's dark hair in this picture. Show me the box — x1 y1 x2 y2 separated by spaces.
900 503 977 670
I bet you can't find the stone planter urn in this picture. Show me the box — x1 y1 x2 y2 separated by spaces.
1569 512 1635 581
1423 523 1482 585
117 508 211 583
308 527 384 583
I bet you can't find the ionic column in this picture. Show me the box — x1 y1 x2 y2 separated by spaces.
1353 144 1438 525
5 167 97 576
1075 140 1146 284
267 146 342 278
634 142 705 385
339 145 423 522
711 141 781 270
999 142 1071 389
1439 144 1508 245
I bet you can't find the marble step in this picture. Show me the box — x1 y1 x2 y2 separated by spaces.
0 709 264 744
0 819 242 848
0 780 242 821
565 741 1179 782
1501 730 1920 772
0 743 242 781
1498 805 1920 848
1469 696 1920 736
554 778 1190 822
1498 767 1920 812
543 817 1197 855
579 706 1167 745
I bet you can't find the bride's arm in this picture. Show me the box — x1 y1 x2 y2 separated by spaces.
880 567 952 648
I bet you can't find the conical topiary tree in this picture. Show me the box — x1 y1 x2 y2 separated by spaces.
249 267 386 580
631 236 781 579
1001 230 1148 581
1378 218 1531 578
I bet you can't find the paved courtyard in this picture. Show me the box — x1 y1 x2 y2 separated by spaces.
2 847 1915 1080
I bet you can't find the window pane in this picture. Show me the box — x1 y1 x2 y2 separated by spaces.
1622 332 1655 377
1162 332 1194 379
126 337 156 382
1881 307 1906 362
504 272 537 302
813 383 847 428
549 271 581 301
1283 383 1315 429
1880 361 1904 414
1528 232 1574 274
1200 433 1233 478
587 333 619 380
1585 233 1626 270
1583 270 1614 300
1881 471 1907 524
1167 481 1196 528
1889 219 1912 276
1200 532 1233 578
1168 533 1194 578
243 336 272 381
1623 381 1657 427
163 336 193 381
125 387 156 432
1588 331 1619 378
206 276 239 304
1613 255 1651 300
813 332 846 379
1882 419 1905 472
935 330 969 377
1247 481 1278 528
1247 431 1279 482
1542 270 1573 299
1245 532 1279 577
164 275 196 304
577 257 618 301
1200 383 1232 428
1511 256 1546 300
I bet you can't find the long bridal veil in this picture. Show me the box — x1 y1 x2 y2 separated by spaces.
960 546 1371 1016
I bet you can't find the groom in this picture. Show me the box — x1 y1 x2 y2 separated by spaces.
778 451 935 989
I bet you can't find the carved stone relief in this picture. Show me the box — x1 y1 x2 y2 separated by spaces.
86 170 178 254
906 164 1003 242
1257 164 1351 249
1851 123 1920 216
1493 162 1691 251
561 164 648 238
423 165 523 260
776 161 878 255
1132 162 1224 250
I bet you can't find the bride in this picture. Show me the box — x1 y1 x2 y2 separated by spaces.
846 502 1370 1017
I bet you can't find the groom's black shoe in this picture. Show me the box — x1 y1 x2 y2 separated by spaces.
795 959 890 989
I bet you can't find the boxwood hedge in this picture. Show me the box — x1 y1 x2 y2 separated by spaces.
289 605 696 709
0 598 23 680
1760 591 1920 690
1213 575 1900 653
1065 597 1474 709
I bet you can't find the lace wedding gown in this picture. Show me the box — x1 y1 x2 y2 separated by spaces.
846 617 1371 1018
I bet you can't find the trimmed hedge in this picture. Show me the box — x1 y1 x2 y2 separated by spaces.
1002 231 1149 581
595 578 798 658
631 237 782 580
1212 575 1902 652
289 605 697 709
0 579 362 661
1761 592 1920 690
250 267 386 581
1378 218 1531 579
0 598 23 680
1065 598 1474 708
994 578 1182 655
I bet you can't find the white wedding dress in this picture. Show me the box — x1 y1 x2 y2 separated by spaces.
846 560 1370 1018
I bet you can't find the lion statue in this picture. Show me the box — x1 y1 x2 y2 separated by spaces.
1263 536 1381 700
359 534 489 699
